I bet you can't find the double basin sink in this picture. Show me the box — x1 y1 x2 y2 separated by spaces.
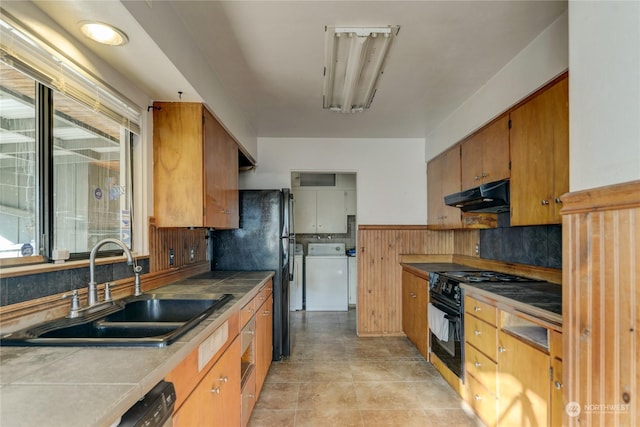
1 293 232 347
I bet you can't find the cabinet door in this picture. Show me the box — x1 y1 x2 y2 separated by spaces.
256 294 273 396
153 103 205 227
204 108 239 228
345 189 357 216
510 77 568 225
427 155 443 225
480 114 510 184
293 190 317 233
316 190 347 233
497 331 549 427
441 146 462 228
402 271 428 358
402 271 416 345
461 132 484 190
173 337 241 427
427 145 461 229
550 357 563 427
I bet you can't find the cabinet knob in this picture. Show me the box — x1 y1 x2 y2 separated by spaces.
473 306 481 312
498 346 506 353
554 381 563 390
263 310 271 316
555 197 563 204
474 394 482 401
219 376 228 383
541 200 550 205
482 172 488 178
474 361 481 368
211 387 220 394
410 292 417 298
474 175 480 181
474 330 481 336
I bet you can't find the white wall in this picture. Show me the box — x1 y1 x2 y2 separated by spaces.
569 1 640 191
240 138 427 225
426 10 569 161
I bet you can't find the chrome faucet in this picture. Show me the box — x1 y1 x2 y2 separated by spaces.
88 238 135 306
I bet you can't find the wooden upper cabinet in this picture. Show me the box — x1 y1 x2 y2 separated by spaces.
460 114 510 190
427 145 462 229
153 102 239 228
510 75 569 226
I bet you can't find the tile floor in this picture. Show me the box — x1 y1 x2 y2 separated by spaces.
248 309 482 427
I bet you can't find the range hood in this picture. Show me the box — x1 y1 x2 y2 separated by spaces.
444 179 510 213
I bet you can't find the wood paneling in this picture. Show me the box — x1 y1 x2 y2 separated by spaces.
148 217 209 272
357 226 477 335
562 180 640 427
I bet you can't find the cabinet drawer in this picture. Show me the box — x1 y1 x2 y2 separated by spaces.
256 283 272 308
465 295 497 326
241 367 257 427
240 299 257 327
465 343 498 396
466 374 498 427
465 315 497 361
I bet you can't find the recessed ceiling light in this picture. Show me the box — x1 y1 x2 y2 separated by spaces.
79 21 128 46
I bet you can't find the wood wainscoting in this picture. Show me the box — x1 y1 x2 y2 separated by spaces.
561 180 640 427
148 217 209 272
357 226 478 335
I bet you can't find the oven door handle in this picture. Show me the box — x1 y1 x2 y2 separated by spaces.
430 301 460 318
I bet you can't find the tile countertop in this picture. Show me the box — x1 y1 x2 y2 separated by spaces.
402 262 562 329
0 270 275 427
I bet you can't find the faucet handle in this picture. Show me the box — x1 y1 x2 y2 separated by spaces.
104 283 113 302
133 265 143 296
63 290 81 318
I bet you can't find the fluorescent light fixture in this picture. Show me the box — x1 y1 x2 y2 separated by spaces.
79 21 128 46
323 26 399 113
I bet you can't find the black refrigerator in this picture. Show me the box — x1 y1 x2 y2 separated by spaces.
210 189 294 360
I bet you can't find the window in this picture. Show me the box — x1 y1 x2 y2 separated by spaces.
0 12 140 262
0 65 37 259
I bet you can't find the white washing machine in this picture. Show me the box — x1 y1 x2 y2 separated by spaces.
290 244 304 311
305 243 348 311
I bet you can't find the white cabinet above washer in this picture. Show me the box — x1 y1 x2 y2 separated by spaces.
293 189 347 234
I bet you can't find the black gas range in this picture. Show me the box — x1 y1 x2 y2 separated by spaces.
428 270 536 380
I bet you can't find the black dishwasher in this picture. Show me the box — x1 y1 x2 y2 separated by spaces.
118 380 176 427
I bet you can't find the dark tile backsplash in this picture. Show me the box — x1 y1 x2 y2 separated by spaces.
480 213 562 269
0 258 149 307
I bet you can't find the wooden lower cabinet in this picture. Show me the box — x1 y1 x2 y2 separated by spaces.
401 269 428 358
467 373 499 427
497 330 550 427
464 294 562 427
550 356 563 427
169 281 274 427
173 337 241 427
256 293 273 396
465 295 499 426
241 367 256 427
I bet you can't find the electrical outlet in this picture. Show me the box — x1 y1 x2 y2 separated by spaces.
169 248 175 266
189 248 195 262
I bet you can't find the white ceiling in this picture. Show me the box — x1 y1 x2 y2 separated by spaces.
32 0 567 139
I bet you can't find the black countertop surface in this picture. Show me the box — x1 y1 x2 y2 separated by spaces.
462 281 562 316
403 262 562 327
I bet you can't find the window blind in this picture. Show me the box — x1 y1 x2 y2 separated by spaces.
0 9 141 134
